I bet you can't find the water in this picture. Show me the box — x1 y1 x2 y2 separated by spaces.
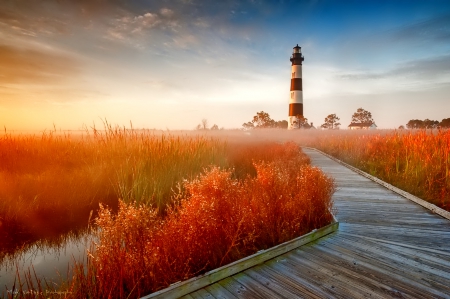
0 234 92 292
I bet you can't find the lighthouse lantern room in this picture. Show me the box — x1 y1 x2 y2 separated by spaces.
288 44 304 129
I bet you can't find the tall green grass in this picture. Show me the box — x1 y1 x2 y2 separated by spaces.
0 126 228 259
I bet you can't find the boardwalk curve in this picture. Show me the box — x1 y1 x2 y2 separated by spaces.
150 148 450 298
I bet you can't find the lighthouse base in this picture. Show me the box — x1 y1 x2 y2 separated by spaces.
288 116 299 130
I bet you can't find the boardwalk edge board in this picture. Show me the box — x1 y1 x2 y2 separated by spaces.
304 147 450 221
141 215 338 299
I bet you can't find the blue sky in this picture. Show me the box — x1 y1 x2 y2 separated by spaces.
1 0 450 130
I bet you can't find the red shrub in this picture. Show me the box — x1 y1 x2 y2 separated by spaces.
73 144 335 298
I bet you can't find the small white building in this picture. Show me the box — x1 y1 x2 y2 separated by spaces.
348 122 377 130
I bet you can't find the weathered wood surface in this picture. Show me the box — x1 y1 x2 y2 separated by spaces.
144 217 338 299
183 148 450 299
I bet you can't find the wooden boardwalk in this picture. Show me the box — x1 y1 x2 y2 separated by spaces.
182 148 450 299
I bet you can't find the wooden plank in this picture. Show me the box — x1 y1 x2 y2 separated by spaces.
266 256 360 298
141 219 338 298
297 243 442 299
229 272 285 298
217 277 260 299
314 237 450 297
243 267 311 299
204 283 238 299
289 248 403 299
189 289 215 299
282 249 391 298
248 264 324 299
322 235 450 286
339 232 450 257
336 232 450 273
260 259 338 298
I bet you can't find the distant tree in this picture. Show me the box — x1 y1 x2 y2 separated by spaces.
423 119 439 129
210 124 219 130
274 120 288 129
242 121 254 130
252 111 275 128
351 108 374 124
321 113 341 129
195 124 202 130
201 119 209 130
398 125 405 130
294 115 311 129
406 118 441 129
406 119 424 129
242 111 290 129
440 118 450 128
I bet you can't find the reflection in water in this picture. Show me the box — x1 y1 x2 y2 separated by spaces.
0 233 93 291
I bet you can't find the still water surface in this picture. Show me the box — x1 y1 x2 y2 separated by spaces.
0 235 92 291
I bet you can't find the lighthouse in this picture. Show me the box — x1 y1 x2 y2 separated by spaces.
288 44 304 129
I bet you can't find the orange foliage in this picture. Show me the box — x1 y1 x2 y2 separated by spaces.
70 143 334 298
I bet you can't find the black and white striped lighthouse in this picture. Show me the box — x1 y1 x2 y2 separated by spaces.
288 44 304 129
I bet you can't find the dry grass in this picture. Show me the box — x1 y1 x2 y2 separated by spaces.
68 142 334 298
308 129 450 210
2 138 335 299
0 126 227 259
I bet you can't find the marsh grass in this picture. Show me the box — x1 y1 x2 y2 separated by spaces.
309 129 450 210
0 126 228 259
67 142 335 298
2 135 335 299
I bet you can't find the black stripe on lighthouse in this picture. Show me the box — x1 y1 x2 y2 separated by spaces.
289 103 303 116
290 78 302 91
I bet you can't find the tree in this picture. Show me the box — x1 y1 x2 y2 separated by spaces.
242 122 254 130
252 111 275 128
201 119 208 130
294 115 311 129
406 119 423 129
406 119 439 129
440 118 450 128
242 111 289 130
398 125 405 130
423 119 439 129
351 108 374 124
274 120 288 129
321 113 341 129
210 124 219 130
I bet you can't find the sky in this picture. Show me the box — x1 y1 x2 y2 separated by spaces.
1 0 450 131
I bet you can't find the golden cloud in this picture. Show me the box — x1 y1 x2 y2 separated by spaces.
0 44 79 85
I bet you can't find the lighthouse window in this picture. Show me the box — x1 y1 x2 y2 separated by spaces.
292 72 295 78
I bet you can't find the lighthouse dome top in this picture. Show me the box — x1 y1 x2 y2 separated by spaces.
293 44 301 54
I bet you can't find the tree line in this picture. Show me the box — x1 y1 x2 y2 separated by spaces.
405 118 450 129
242 107 375 130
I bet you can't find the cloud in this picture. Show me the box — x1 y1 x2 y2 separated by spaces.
387 13 450 44
160 8 174 18
0 4 72 37
338 54 450 82
0 44 80 85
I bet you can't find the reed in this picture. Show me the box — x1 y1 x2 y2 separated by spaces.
0 126 227 259
310 129 450 210
2 141 335 299
69 142 334 298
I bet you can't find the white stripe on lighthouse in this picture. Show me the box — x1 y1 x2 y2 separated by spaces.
291 65 302 78
289 91 303 104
